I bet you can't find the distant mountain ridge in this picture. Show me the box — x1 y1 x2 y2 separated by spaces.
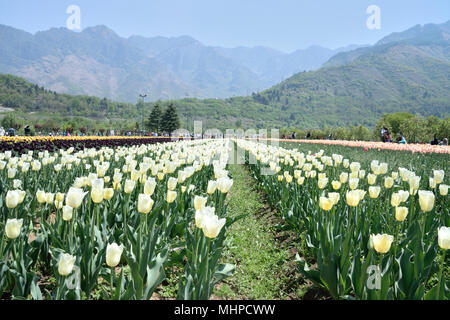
0 24 362 102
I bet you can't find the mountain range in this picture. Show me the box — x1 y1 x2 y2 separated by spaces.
0 20 449 130
0 24 363 102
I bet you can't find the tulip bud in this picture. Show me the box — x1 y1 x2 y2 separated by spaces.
106 243 124 268
124 179 136 194
62 205 74 221
138 194 154 214
384 177 394 189
103 188 114 200
195 206 215 229
56 192 65 202
8 168 17 179
439 184 448 196
167 177 178 191
5 218 23 239
66 187 88 209
438 226 450 250
391 192 401 207
13 179 22 189
319 197 333 211
367 174 377 185
58 253 76 276
217 177 233 193
328 192 340 205
331 181 341 190
371 234 394 254
369 186 381 199
6 190 20 209
45 192 55 204
207 180 217 195
339 172 348 184
166 190 177 203
36 190 47 204
433 170 444 184
418 190 435 212
194 196 208 211
318 178 328 190
395 206 409 222
348 178 359 190
346 190 361 207
285 174 293 184
18 190 26 204
144 178 156 196
201 214 226 239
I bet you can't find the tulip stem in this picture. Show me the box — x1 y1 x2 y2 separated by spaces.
110 267 115 299
436 251 446 299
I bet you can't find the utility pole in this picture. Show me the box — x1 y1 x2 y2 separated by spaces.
139 94 147 136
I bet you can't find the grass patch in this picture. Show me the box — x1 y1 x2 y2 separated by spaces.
214 164 303 300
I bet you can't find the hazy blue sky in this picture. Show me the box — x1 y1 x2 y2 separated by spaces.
0 0 449 52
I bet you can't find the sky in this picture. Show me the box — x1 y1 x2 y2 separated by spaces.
0 0 449 52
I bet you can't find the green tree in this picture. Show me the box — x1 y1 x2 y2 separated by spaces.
161 104 180 134
147 104 162 132
1 112 22 130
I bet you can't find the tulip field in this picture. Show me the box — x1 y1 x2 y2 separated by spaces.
238 139 449 300
0 136 448 300
0 138 236 300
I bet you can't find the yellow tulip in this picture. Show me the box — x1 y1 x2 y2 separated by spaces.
166 190 177 203
201 215 226 239
384 177 394 189
207 180 217 194
395 207 408 222
36 190 46 204
66 187 88 209
6 190 20 209
5 218 23 239
297 177 305 185
328 192 340 205
391 193 401 207
124 179 136 194
433 170 444 184
367 174 377 185
439 184 448 196
217 177 233 193
438 226 450 250
167 177 178 191
371 234 394 254
144 178 157 196
58 253 76 276
331 181 341 190
369 186 381 199
138 194 154 214
346 190 361 207
194 196 208 211
418 190 435 212
318 178 328 190
106 243 124 268
103 188 114 200
349 178 359 190
319 197 333 211
62 205 73 221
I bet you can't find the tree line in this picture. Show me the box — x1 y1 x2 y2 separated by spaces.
280 112 449 143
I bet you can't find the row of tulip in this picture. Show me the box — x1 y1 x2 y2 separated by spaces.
248 138 450 154
0 136 177 153
0 139 235 300
237 139 449 300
